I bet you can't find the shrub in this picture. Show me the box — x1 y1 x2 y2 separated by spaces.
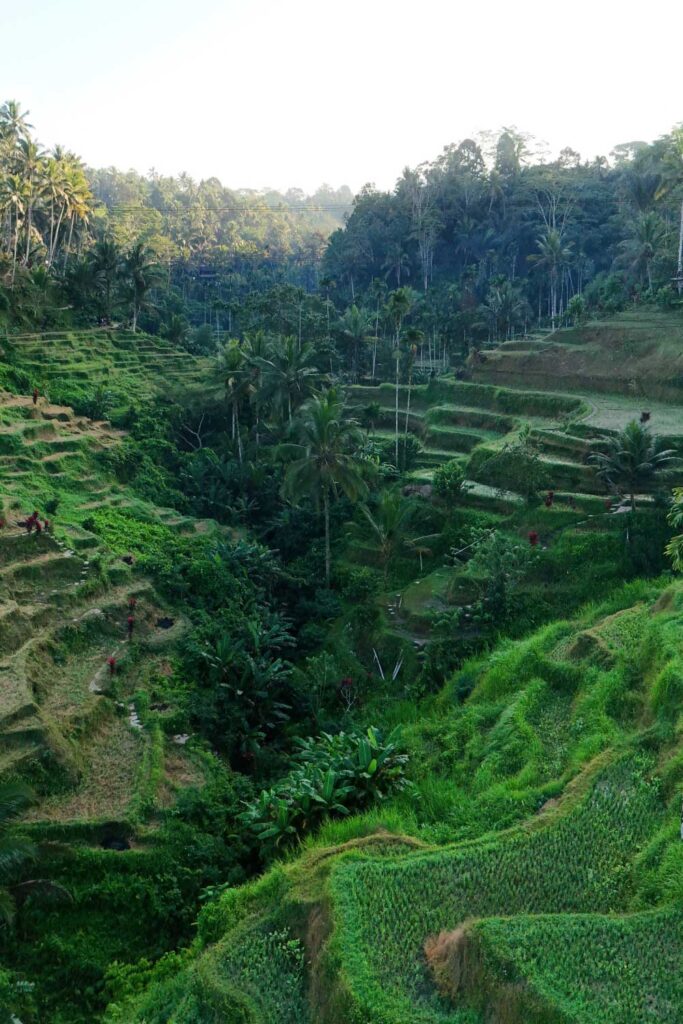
433 459 465 502
239 727 410 852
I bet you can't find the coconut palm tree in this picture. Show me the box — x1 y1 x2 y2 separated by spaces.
90 237 121 322
386 288 415 465
123 242 162 331
253 335 320 426
339 304 373 380
589 420 680 510
0 780 36 925
282 389 368 585
655 128 683 294
0 100 32 145
16 138 44 265
348 490 414 582
0 173 26 286
617 212 667 291
531 228 573 328
219 339 254 464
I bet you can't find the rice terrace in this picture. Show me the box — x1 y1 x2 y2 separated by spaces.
1 8 683 1022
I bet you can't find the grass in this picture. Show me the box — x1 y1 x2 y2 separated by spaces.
457 908 683 1023
473 309 683 404
115 577 683 1023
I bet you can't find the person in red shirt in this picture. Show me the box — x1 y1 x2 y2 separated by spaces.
32 387 39 406
528 530 539 547
107 656 116 676
127 616 135 640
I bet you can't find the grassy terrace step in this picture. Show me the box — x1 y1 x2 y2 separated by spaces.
450 909 683 1023
349 379 586 419
470 311 683 403
327 756 660 1023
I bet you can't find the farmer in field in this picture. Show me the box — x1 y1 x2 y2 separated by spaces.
32 387 39 405
528 530 539 547
127 615 135 640
107 656 116 676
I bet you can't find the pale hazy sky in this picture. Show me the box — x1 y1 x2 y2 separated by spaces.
3 0 682 194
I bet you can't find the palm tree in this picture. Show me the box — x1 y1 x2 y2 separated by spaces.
0 173 26 286
655 128 683 294
403 326 423 439
253 335 320 426
219 339 253 464
16 138 44 265
382 241 411 286
282 389 368 585
123 242 161 331
163 312 190 347
90 237 121 322
589 420 680 510
617 212 667 291
0 780 36 925
531 228 573 328
0 100 32 145
386 288 415 465
339 304 373 380
348 490 414 582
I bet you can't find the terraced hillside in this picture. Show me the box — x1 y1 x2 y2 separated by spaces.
112 578 683 1024
349 371 683 501
470 311 683 402
1 328 217 417
0 386 214 830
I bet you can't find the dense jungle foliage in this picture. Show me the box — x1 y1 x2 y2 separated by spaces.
1 98 683 1024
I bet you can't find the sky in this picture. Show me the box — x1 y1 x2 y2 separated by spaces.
2 0 682 194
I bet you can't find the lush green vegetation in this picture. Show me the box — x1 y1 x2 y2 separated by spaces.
1 100 683 1024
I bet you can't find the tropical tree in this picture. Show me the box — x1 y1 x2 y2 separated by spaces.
219 339 253 463
589 420 680 509
403 326 423 438
0 172 25 285
123 241 161 331
666 488 683 569
348 490 414 582
386 287 416 465
254 335 320 426
90 236 121 321
282 389 368 584
530 227 573 328
0 100 32 145
655 127 683 294
339 304 373 379
16 138 45 265
617 212 667 291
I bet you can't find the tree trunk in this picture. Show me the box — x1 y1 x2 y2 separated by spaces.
323 488 331 586
394 343 400 467
236 406 243 464
404 364 413 437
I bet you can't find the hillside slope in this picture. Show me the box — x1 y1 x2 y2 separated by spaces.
470 311 683 402
110 578 683 1024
